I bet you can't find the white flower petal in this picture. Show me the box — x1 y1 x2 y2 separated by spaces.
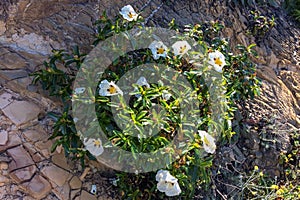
136 76 150 88
99 79 109 86
148 41 167 60
172 41 191 56
74 87 86 94
164 173 178 183
134 77 150 98
157 181 168 192
119 5 138 21
198 130 216 154
213 65 223 73
165 182 181 197
155 169 170 182
152 53 160 60
162 90 171 101
227 119 232 128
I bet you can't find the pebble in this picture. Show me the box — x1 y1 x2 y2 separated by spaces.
0 162 9 170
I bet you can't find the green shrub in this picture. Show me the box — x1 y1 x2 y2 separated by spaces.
247 10 276 40
31 5 262 199
283 0 300 23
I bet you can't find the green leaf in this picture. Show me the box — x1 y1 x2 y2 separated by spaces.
136 110 148 121
47 112 60 121
51 139 62 153
247 43 256 51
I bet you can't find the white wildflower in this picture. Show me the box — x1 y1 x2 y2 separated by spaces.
83 138 104 156
198 130 216 154
99 80 123 96
156 170 181 197
172 41 191 56
119 5 138 21
208 50 226 72
148 41 168 60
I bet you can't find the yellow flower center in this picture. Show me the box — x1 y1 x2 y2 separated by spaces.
164 181 175 187
93 139 101 147
203 136 210 146
156 47 165 54
179 45 187 53
107 85 117 94
128 12 135 18
214 57 223 66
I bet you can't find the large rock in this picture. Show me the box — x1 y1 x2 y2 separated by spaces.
0 51 27 70
0 0 298 127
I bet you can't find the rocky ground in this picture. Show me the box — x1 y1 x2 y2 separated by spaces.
0 0 299 199
0 85 120 199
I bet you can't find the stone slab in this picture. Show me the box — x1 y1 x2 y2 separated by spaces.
53 183 70 200
23 129 48 143
0 92 13 109
10 165 36 183
0 130 8 145
7 146 34 171
21 174 51 199
41 165 71 187
51 152 70 171
80 190 97 200
0 52 27 70
0 132 22 152
69 176 82 190
34 140 53 158
1 69 28 80
2 101 40 126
